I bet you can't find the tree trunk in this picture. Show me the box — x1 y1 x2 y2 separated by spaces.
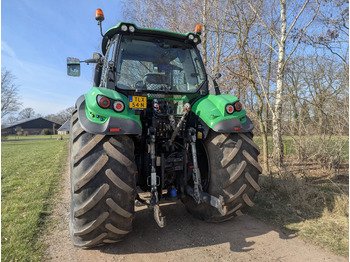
257 95 270 174
272 0 287 167
201 0 208 68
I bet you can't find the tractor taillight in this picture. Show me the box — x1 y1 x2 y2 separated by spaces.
234 102 242 112
226 104 234 114
97 95 111 109
113 100 125 113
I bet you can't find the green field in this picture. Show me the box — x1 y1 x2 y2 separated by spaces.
1 140 68 261
2 134 70 141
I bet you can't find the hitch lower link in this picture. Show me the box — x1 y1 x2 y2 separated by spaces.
136 128 166 228
186 128 227 216
149 129 166 228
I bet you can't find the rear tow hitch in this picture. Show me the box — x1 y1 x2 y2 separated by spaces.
185 186 227 216
136 193 166 228
153 204 165 228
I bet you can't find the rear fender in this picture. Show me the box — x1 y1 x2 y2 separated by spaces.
191 94 254 134
75 87 142 135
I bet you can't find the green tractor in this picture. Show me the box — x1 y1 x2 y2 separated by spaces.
67 9 261 248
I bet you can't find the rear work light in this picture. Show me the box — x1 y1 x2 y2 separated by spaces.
121 24 128 31
187 33 200 45
128 25 136 33
97 95 111 109
120 23 136 33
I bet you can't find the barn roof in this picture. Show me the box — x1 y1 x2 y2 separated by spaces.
57 119 70 132
2 117 61 129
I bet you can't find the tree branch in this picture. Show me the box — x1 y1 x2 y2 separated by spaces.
285 0 310 39
247 1 281 46
283 1 320 71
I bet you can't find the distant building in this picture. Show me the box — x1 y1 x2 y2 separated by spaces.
1 117 62 135
58 120 70 135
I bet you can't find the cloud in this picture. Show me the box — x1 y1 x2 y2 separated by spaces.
1 41 16 58
2 41 26 69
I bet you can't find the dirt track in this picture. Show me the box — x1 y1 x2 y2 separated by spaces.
44 157 347 262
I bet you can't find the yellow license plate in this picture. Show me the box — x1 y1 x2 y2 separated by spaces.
129 96 147 109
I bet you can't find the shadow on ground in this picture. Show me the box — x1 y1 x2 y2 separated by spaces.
94 200 295 255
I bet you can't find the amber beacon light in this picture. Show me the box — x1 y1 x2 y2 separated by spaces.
95 8 105 37
194 24 202 35
95 8 105 21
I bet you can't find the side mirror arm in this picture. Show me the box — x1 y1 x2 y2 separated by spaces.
213 73 222 95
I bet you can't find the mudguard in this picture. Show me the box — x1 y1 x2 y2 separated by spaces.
75 87 142 135
191 94 253 133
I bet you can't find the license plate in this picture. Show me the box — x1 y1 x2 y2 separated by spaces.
129 96 147 109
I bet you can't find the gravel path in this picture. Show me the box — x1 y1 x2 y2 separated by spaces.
44 156 347 262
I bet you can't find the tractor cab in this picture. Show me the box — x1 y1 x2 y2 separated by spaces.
68 20 208 95
112 32 206 94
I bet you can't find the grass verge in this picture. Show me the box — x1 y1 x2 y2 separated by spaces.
253 136 349 159
249 170 349 256
1 140 68 262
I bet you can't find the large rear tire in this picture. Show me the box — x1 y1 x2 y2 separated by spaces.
69 110 136 248
183 131 261 222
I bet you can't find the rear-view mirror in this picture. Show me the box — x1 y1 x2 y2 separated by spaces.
67 57 81 77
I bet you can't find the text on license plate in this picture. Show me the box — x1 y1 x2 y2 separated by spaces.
129 96 147 109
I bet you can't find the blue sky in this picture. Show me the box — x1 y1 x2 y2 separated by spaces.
2 0 124 116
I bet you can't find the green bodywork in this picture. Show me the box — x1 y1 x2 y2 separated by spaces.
191 94 247 129
84 87 142 128
82 23 248 133
84 86 246 131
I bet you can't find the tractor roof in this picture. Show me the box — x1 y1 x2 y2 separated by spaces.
101 22 200 55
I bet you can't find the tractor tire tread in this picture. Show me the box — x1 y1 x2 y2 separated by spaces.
69 112 136 248
183 131 260 222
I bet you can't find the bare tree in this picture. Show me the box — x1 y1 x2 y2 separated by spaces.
248 0 320 166
45 106 75 125
277 49 348 171
305 0 349 70
120 0 349 175
226 1 275 174
1 69 22 118
18 108 37 120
